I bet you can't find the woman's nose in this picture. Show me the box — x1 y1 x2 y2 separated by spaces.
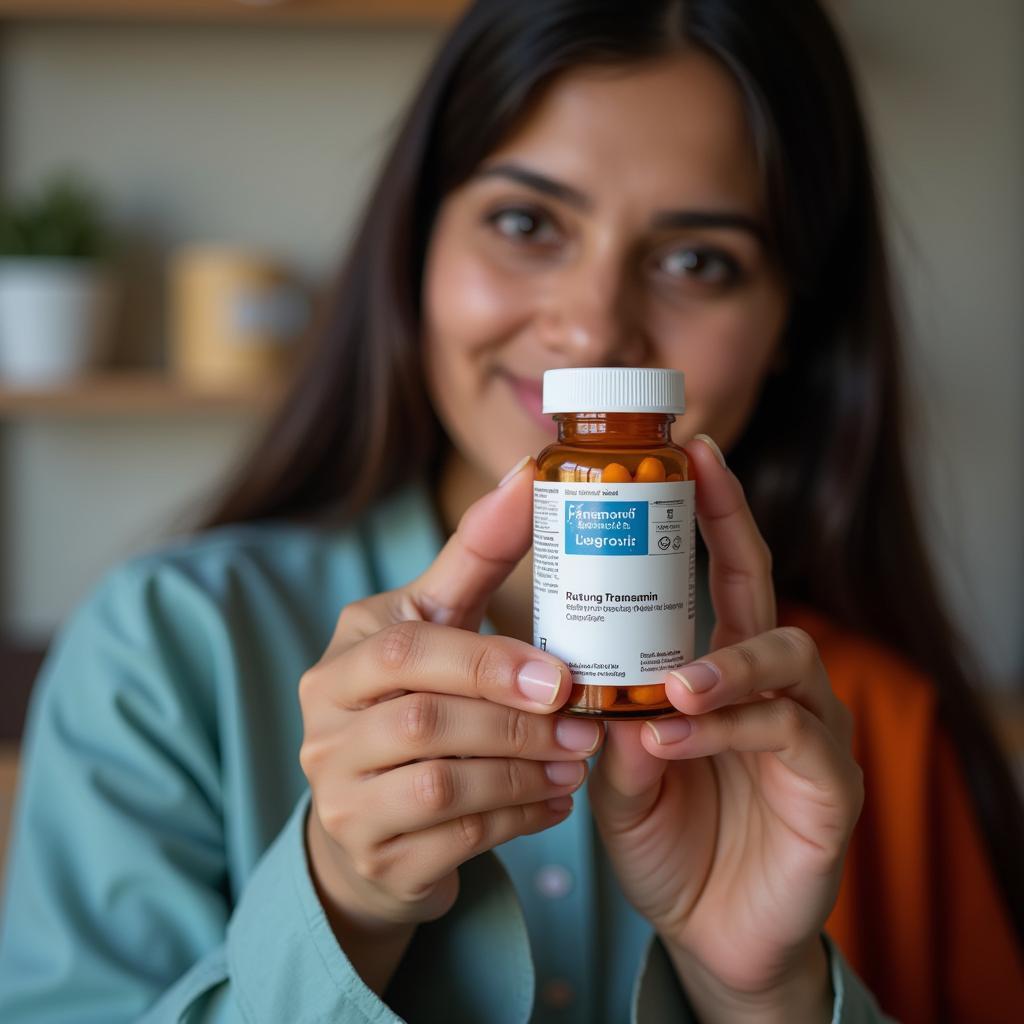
535 262 646 365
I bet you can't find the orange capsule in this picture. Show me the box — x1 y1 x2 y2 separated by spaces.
628 683 667 705
666 472 683 481
565 684 616 712
600 462 632 483
634 457 666 483
593 685 619 710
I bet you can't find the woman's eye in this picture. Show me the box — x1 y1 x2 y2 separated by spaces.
487 206 561 246
659 247 740 285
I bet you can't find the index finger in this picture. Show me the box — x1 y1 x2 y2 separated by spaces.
683 435 776 648
334 619 572 713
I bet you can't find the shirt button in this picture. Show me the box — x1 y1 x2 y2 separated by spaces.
534 863 574 899
540 977 576 1009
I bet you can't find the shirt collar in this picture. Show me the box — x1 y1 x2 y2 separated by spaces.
361 479 501 636
362 478 446 594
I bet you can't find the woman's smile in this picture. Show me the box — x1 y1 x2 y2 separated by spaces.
501 371 550 433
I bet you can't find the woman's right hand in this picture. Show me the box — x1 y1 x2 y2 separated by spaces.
298 457 602 986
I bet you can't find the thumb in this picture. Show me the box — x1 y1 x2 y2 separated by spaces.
590 721 668 827
411 455 534 630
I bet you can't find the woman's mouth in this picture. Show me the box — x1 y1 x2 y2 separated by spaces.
503 372 553 434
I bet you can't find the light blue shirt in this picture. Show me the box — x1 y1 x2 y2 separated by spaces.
0 483 890 1022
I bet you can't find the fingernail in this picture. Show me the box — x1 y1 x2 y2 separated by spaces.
694 434 727 469
547 795 574 813
555 717 602 753
645 717 693 744
545 761 585 786
498 455 532 488
517 661 563 705
670 662 720 694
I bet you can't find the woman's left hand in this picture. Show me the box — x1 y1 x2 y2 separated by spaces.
588 436 864 1022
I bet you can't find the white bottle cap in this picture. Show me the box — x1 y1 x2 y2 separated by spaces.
542 367 685 415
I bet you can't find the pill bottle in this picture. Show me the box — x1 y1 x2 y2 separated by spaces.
533 367 695 719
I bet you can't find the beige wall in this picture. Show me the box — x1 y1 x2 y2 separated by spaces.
831 0 1024 687
0 5 1020 686
0 415 259 634
0 22 443 636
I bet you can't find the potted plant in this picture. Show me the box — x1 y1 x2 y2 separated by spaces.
0 174 117 387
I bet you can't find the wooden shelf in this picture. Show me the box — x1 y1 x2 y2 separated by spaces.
0 0 465 24
0 742 20 885
0 371 283 417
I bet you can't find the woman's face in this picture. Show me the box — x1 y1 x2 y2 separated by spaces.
423 51 789 481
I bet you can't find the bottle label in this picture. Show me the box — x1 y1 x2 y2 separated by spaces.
533 479 695 686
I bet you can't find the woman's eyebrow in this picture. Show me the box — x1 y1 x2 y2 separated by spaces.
652 209 766 242
475 161 765 240
475 162 592 209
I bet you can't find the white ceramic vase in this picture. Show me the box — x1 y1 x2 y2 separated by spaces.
0 259 116 387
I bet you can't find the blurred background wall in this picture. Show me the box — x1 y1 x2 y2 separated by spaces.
0 0 1020 697
0 19 447 648
831 0 1023 693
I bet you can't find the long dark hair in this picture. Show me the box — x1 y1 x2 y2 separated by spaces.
202 0 1024 941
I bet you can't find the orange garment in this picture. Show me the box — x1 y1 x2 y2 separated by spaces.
781 607 1024 1023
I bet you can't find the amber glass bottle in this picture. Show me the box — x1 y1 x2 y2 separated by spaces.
533 368 694 719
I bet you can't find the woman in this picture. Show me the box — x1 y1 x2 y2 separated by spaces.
1 2 1021 1022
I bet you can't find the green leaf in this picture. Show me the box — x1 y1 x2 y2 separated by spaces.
0 172 111 259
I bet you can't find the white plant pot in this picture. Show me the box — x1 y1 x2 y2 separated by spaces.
0 259 116 387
